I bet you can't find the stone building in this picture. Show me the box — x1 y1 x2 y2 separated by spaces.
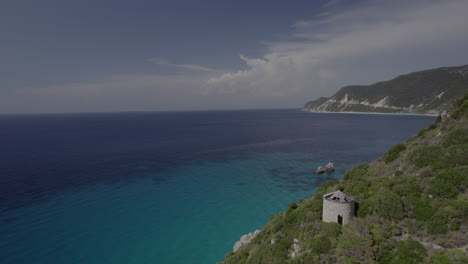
322 190 355 225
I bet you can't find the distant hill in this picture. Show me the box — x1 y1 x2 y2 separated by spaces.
221 94 468 264
304 65 468 115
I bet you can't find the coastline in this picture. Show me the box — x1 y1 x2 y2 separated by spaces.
301 109 438 117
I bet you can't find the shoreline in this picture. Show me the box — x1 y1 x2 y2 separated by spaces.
301 109 438 117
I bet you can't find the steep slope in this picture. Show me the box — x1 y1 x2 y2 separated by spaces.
304 65 468 115
221 94 468 264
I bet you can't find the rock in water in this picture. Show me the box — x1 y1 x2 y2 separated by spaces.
315 163 334 174
315 166 325 174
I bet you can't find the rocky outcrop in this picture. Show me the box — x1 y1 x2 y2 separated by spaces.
290 238 301 259
233 230 261 252
315 163 334 174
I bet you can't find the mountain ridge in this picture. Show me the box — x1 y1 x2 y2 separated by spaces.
304 65 468 115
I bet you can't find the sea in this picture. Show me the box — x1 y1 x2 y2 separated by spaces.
0 110 434 264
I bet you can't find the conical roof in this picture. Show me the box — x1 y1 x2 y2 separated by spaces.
323 190 354 203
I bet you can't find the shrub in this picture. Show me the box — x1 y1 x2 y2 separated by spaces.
321 222 342 238
431 254 452 264
452 101 468 119
412 197 436 221
443 127 468 147
343 163 369 181
408 146 446 169
392 178 421 197
384 144 406 163
373 190 405 221
310 235 331 254
427 211 449 235
430 169 466 199
391 239 426 264
357 200 373 217
448 143 468 166
336 219 375 263
288 202 298 211
342 180 370 199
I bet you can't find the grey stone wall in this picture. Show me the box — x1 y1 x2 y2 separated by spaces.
322 199 354 225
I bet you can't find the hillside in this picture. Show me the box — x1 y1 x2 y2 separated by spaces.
220 94 468 264
304 65 468 115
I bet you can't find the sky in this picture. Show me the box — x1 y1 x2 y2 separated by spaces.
1 0 468 114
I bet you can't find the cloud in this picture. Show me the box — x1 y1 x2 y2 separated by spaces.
4 0 468 114
150 58 220 73
206 0 468 103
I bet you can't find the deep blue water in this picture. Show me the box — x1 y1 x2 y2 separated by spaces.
0 110 433 263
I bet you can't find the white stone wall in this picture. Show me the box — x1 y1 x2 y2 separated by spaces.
322 199 354 225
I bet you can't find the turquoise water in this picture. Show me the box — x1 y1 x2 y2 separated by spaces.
2 153 338 263
0 110 434 263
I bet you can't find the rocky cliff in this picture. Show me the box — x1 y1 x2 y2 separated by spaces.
221 94 468 263
304 65 468 115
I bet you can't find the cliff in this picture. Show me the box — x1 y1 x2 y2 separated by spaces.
304 65 468 115
220 94 468 263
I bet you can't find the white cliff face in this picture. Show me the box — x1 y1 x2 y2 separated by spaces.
306 92 443 115
436 91 446 99
319 94 402 110
233 230 261 252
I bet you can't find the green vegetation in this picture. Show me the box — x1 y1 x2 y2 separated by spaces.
221 94 468 264
384 144 406 163
304 65 468 115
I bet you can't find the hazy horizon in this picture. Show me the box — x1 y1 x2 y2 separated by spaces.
2 0 468 114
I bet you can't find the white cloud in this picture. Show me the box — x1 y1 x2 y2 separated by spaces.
150 58 220 73
206 0 468 104
4 0 468 114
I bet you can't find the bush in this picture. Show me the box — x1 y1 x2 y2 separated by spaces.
384 144 406 163
357 200 373 217
343 163 369 181
392 178 421 197
391 239 426 264
336 219 375 263
431 254 452 264
430 168 467 199
373 190 405 221
288 202 298 211
412 197 436 221
408 146 446 169
443 127 468 147
452 100 468 119
310 235 331 254
321 222 342 238
427 211 449 235
342 180 370 199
